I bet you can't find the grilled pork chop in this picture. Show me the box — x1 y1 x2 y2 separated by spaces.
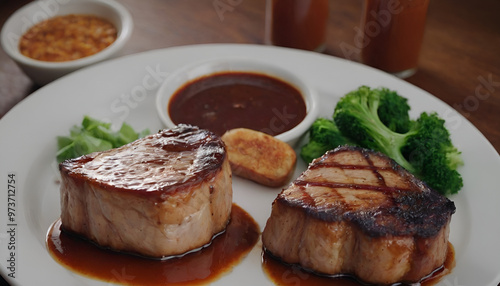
262 146 455 285
59 124 232 258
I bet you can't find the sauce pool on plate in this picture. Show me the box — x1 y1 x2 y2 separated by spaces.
168 72 307 137
262 243 456 286
46 204 259 285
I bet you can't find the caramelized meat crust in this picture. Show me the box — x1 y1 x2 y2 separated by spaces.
59 124 227 196
262 145 455 284
59 124 232 258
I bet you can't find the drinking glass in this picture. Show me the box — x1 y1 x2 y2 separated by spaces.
265 0 329 52
360 0 430 78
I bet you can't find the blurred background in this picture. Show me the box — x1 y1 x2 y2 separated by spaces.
1 0 499 154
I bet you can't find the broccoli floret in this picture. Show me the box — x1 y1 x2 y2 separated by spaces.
333 86 463 195
402 112 464 195
300 118 353 164
377 88 412 133
309 118 352 147
300 140 332 164
334 86 411 167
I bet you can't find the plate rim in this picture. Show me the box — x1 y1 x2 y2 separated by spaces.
1 43 499 286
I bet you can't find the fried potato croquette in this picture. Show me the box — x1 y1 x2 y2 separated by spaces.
222 128 296 187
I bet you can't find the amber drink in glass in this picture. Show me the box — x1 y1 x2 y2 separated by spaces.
265 0 329 52
361 0 430 78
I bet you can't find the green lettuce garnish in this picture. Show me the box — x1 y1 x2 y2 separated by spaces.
56 116 149 163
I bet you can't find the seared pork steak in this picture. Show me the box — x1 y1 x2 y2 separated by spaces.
262 146 455 285
59 124 232 258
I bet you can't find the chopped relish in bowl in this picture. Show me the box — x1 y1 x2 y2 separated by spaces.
19 14 117 62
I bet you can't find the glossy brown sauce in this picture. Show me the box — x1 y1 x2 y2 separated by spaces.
59 125 226 195
47 204 259 285
262 243 455 286
168 72 307 137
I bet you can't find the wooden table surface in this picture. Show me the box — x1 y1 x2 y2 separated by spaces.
1 0 500 155
0 2 500 285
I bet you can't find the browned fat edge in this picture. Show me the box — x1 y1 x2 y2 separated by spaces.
275 146 455 238
276 185 454 238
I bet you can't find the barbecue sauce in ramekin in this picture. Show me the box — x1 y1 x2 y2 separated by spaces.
168 72 307 137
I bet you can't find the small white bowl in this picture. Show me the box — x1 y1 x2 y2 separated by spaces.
1 0 133 86
156 58 319 147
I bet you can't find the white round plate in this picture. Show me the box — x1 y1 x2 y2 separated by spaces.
0 44 499 286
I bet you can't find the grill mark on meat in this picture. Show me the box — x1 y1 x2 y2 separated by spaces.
307 148 389 188
362 147 387 186
272 146 455 238
262 145 455 284
290 148 403 224
295 185 316 207
294 180 412 193
310 162 394 170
